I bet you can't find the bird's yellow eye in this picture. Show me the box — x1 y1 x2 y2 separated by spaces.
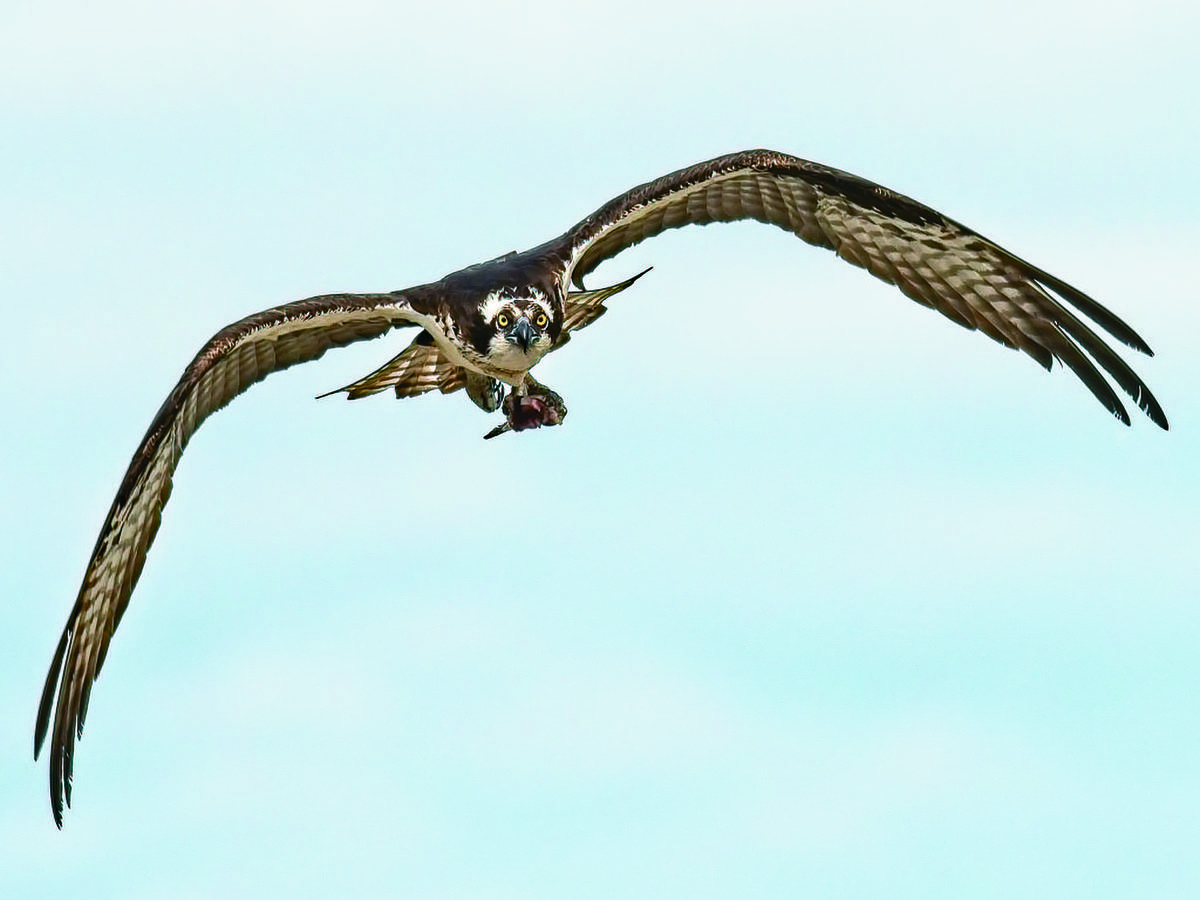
534 312 548 329
496 312 510 328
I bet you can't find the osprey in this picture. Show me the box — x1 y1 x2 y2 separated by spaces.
34 149 1167 826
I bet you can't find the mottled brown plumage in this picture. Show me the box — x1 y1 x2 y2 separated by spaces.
35 149 1166 826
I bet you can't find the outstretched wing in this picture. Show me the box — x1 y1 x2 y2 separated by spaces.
559 268 652 337
555 149 1166 429
320 330 467 400
34 289 433 826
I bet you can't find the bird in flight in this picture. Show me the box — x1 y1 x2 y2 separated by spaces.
34 149 1167 826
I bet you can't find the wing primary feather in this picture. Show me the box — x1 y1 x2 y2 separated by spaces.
34 625 70 758
1042 292 1169 428
36 149 1171 826
555 149 1164 428
1044 333 1132 426
1031 267 1155 356
35 289 424 825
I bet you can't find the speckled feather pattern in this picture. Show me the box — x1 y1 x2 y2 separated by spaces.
332 335 464 400
35 292 428 825
35 149 1166 827
555 150 1163 426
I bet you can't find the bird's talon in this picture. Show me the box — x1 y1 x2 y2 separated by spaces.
483 422 512 440
483 390 567 439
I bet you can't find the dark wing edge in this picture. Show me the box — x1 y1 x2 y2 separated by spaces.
34 290 426 826
553 149 1166 429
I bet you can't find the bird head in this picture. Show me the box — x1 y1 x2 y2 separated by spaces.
477 290 558 367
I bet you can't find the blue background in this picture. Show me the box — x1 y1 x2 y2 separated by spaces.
3 1 1197 896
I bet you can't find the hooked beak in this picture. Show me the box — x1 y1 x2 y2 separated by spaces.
506 316 537 353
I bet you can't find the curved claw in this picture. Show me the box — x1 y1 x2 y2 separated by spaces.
483 421 512 440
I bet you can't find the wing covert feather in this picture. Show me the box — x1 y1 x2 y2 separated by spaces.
35 147 1169 827
559 149 1165 429
35 290 424 826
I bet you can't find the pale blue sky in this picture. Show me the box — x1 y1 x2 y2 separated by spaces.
3 1 1198 897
